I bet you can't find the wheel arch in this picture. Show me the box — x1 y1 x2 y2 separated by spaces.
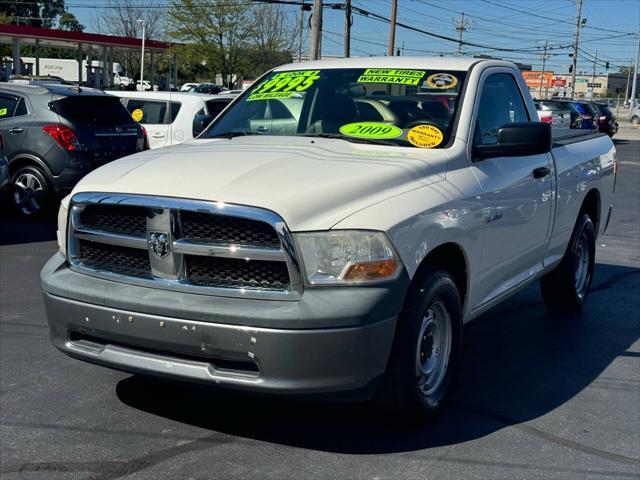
7 154 53 179
406 241 469 311
580 188 601 235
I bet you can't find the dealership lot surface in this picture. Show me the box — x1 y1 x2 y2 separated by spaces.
1 127 639 479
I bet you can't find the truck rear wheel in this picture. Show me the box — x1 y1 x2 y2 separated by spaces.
540 213 595 312
375 269 462 422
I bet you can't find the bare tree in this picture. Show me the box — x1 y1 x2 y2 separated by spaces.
247 4 299 76
91 0 165 80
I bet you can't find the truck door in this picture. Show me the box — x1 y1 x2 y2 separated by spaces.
123 98 171 149
470 72 553 309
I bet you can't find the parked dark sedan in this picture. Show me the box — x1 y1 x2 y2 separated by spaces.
591 102 618 137
0 83 149 215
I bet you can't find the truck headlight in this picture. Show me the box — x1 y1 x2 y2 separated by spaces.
57 197 70 259
295 231 402 285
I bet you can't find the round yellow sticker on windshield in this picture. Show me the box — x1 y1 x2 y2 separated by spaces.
407 124 444 148
425 73 458 89
131 108 144 122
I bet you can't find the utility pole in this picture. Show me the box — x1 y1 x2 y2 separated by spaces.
309 0 323 60
298 1 305 62
570 0 583 99
539 41 549 99
454 12 471 56
592 50 597 83
624 58 632 102
387 0 397 56
344 0 351 58
631 32 640 102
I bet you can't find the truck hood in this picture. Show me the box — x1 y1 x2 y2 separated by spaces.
71 136 448 231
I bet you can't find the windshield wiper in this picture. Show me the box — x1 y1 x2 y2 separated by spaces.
300 133 399 146
208 131 252 139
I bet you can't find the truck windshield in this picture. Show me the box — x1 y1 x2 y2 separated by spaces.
204 68 466 149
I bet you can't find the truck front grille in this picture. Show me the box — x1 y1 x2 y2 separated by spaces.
185 255 290 290
180 211 280 248
68 194 302 300
79 240 152 279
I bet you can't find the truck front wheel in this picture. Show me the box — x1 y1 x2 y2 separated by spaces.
540 213 595 312
375 269 463 421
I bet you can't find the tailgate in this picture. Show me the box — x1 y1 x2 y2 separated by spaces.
51 95 142 165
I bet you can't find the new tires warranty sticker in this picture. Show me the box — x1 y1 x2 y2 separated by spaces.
339 122 403 139
248 70 321 101
425 73 458 89
357 68 426 86
407 124 444 148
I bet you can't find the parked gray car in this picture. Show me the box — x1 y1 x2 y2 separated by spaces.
0 83 149 215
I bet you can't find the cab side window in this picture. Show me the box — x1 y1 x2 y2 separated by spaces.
474 73 529 146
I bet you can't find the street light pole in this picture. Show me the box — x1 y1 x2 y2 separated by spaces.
137 19 146 90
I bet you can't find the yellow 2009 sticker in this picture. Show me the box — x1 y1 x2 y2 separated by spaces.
248 70 320 101
407 124 444 148
131 108 144 122
425 73 458 89
357 68 425 86
339 122 402 139
0 107 8 116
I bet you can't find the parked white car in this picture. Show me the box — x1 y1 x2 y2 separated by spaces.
109 91 238 149
44 57 615 420
180 83 200 92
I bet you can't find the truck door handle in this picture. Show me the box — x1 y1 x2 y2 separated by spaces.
8 127 23 134
151 133 165 138
533 166 550 179
256 126 268 133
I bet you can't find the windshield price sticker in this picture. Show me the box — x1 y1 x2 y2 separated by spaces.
425 73 458 89
339 122 403 139
131 108 144 122
357 68 425 86
407 124 444 148
248 70 321 101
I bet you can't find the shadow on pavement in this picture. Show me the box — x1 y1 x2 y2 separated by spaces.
0 209 57 246
116 262 640 456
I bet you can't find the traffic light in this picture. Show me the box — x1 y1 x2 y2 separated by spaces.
569 65 573 73
605 61 609 69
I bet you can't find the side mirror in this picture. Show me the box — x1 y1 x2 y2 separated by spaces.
192 114 215 137
474 122 551 159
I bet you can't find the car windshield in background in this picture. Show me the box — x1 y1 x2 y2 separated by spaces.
204 68 466 149
51 96 135 126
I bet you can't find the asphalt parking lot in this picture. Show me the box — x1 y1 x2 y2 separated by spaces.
1 126 639 480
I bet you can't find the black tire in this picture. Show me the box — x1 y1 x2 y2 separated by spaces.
10 165 51 216
375 269 463 421
540 213 595 312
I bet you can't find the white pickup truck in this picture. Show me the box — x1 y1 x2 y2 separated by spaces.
41 57 616 419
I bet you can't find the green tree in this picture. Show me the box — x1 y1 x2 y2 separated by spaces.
0 0 65 28
58 11 84 32
167 0 255 87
